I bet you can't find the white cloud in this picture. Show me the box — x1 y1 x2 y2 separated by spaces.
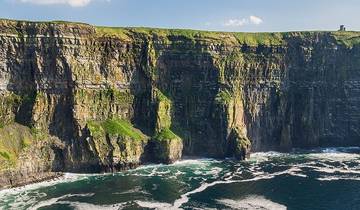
19 0 92 7
224 18 248 27
223 15 263 27
249 15 263 25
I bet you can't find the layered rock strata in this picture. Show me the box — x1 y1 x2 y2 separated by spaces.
1 19 360 187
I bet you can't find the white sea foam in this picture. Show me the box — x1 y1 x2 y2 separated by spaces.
2 147 360 209
286 166 308 178
216 196 287 210
249 151 285 162
165 163 314 209
135 200 174 209
113 186 150 195
171 170 290 209
316 175 360 181
8 191 126 210
308 152 360 162
0 173 98 210
28 193 94 210
0 173 91 198
66 201 126 210
172 158 220 166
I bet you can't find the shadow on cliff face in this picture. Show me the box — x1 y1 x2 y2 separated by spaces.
3 21 360 178
244 32 360 152
154 51 223 157
285 33 360 148
131 36 247 159
7 22 40 126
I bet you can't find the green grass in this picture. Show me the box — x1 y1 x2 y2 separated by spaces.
215 90 233 105
154 128 179 142
0 18 90 26
234 32 285 46
156 89 171 102
88 119 145 141
95 26 132 40
0 123 35 170
331 31 360 47
3 18 360 48
0 151 10 160
87 121 105 138
95 26 287 46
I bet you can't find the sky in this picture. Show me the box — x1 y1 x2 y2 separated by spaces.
0 0 359 32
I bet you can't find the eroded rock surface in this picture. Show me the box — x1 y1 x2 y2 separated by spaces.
1 19 360 187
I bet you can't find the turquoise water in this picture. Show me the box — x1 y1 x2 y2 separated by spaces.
1 147 360 210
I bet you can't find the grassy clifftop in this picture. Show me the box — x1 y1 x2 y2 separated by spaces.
1 18 360 47
95 26 286 46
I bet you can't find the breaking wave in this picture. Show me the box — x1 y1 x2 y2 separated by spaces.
216 196 287 210
1 147 360 209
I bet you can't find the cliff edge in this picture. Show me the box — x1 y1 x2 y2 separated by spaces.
1 19 360 188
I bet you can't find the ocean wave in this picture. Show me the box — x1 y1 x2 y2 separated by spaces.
66 201 126 210
307 152 360 162
248 151 287 163
27 193 128 210
0 173 98 210
216 196 287 210
172 158 221 166
316 175 360 181
28 193 95 210
0 173 92 198
2 147 360 209
135 200 174 209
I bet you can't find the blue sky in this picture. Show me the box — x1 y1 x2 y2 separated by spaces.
0 0 358 32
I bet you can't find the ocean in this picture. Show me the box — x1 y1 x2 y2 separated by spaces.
1 147 360 210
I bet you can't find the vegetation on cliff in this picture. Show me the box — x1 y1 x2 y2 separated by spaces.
154 128 180 142
95 26 286 46
2 18 360 187
331 31 360 47
0 124 33 169
88 119 145 141
2 18 360 48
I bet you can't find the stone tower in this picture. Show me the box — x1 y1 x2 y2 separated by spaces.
339 25 346 31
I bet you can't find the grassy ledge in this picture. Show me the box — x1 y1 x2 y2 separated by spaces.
154 128 180 142
88 119 145 141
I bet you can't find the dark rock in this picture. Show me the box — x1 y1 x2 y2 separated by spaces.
1 19 360 187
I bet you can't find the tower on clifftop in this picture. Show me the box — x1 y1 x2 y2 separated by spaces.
339 25 346 31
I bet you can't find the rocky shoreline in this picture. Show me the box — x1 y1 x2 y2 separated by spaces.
0 172 63 190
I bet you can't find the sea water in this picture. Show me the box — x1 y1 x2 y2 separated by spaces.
1 147 360 210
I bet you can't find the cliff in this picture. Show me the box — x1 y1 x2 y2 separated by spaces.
1 19 360 188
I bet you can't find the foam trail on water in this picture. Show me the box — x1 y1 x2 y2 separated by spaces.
135 200 174 209
0 173 91 197
171 168 298 209
2 147 360 209
28 193 94 210
216 196 287 210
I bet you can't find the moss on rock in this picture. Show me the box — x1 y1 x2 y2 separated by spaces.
102 119 145 141
228 127 251 160
0 123 63 189
151 128 183 163
148 89 184 163
154 128 179 142
154 89 172 132
0 92 22 127
0 123 34 170
86 119 148 170
215 90 233 105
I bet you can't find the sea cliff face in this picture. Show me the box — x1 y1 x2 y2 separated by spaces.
1 19 360 188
